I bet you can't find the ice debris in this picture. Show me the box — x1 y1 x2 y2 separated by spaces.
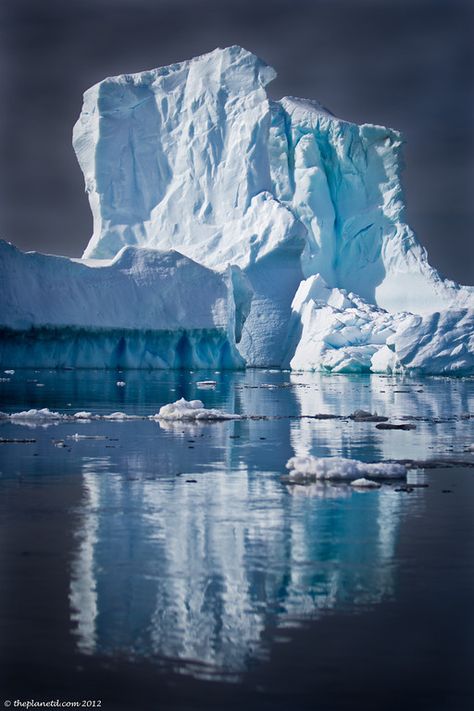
153 398 240 421
286 455 406 481
8 408 65 422
196 381 217 389
350 478 381 489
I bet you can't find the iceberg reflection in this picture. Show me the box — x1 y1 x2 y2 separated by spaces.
70 453 407 673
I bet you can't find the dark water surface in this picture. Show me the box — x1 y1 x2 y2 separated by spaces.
0 369 473 710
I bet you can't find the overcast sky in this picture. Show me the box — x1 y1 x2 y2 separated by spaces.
0 0 473 283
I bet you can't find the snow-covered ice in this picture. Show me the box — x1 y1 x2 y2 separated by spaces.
286 456 406 481
154 398 240 421
8 408 65 422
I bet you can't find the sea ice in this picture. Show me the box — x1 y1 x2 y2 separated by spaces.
196 381 217 389
153 398 240 421
286 455 406 481
8 408 65 421
350 478 381 489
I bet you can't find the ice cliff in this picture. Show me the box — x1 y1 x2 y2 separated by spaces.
1 46 472 373
0 241 247 369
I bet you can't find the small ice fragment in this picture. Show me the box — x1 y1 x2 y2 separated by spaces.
36 383 45 387
10 408 64 421
102 412 140 420
152 397 240 421
73 411 93 420
196 380 217 389
4 370 15 375
350 478 381 488
53 440 66 448
67 433 107 441
116 381 126 387
0 378 11 383
286 455 406 481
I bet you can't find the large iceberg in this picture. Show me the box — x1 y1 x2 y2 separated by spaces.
0 241 248 369
0 46 472 373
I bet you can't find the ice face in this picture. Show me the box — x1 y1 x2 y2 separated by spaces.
72 46 473 372
286 274 474 375
0 241 247 369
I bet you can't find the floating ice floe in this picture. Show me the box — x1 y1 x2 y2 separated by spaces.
8 408 65 422
350 478 382 489
102 412 142 421
285 455 406 481
67 434 107 441
196 381 217 389
153 398 240 421
116 381 126 387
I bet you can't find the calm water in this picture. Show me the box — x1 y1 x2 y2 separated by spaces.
1 369 473 710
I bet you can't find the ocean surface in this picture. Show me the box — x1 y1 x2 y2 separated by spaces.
1 369 473 710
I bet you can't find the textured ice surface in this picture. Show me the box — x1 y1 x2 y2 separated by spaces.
0 241 247 369
286 274 474 375
72 45 473 372
6 408 65 422
286 456 407 481
154 397 240 421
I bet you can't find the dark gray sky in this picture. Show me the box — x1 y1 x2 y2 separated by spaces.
0 0 473 283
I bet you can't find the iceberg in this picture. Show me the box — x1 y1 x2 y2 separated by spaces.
0 240 248 369
0 46 472 373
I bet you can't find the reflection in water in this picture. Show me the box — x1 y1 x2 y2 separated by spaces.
70 456 406 673
5 369 462 676
289 373 473 463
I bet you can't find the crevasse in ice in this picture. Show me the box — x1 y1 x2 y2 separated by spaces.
0 46 472 373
